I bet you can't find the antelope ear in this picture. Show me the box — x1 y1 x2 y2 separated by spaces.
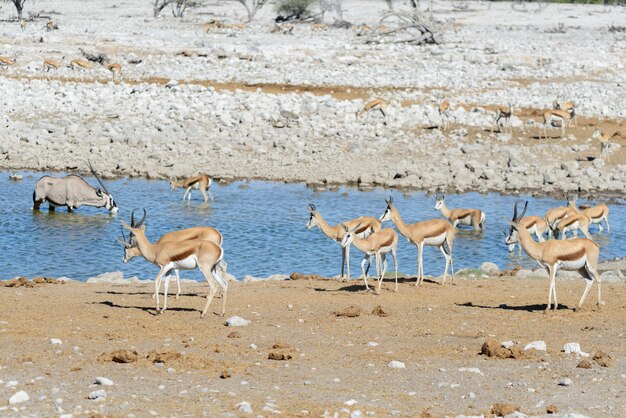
352 222 362 232
120 220 133 231
340 223 348 232
502 217 518 230
116 237 130 248
96 188 103 197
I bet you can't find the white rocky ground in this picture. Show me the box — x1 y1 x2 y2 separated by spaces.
0 0 625 193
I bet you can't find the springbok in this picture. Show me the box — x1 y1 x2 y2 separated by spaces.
553 98 576 127
545 194 578 238
33 161 117 213
119 213 228 316
43 58 63 73
69 58 95 70
435 93 451 130
555 199 592 240
506 215 548 254
340 223 398 294
169 175 214 203
434 193 485 232
380 197 455 285
356 99 387 119
494 103 513 133
106 63 122 83
581 203 610 233
0 56 17 67
542 108 573 138
306 204 381 281
120 210 225 304
504 201 602 312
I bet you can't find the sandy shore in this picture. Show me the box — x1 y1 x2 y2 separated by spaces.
0 1 625 194
1 275 624 416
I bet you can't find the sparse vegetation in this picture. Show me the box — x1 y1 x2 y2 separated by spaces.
275 0 315 21
152 0 199 18
235 0 269 22
4 0 28 21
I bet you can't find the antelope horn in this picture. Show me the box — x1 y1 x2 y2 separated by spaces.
512 201 519 221
116 236 131 248
518 201 528 221
135 208 147 228
86 159 111 195
130 209 136 227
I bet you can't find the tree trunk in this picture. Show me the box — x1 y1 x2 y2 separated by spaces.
15 2 24 21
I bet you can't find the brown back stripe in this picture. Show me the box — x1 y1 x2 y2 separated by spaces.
429 222 450 237
171 248 196 262
523 218 537 228
560 216 579 228
559 247 586 262
454 209 476 219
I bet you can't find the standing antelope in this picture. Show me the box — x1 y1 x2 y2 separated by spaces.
541 108 573 139
69 58 95 70
306 204 381 281
380 197 455 285
545 194 578 237
0 56 16 67
119 210 225 305
504 201 602 312
119 213 228 316
43 58 63 73
553 98 576 127
434 193 485 232
106 63 122 83
435 93 451 130
581 203 610 233
554 197 593 240
506 215 548 254
32 161 118 213
356 99 387 119
169 175 214 203
494 103 513 133
340 223 398 294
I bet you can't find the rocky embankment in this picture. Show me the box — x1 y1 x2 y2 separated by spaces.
0 0 625 194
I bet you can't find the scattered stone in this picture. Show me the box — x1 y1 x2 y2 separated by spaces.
268 351 293 361
344 399 358 406
249 343 257 350
87 390 106 400
237 401 253 414
227 332 241 338
351 411 364 418
480 262 500 274
546 405 559 414
577 359 592 369
50 338 63 345
559 377 573 386
225 316 251 327
97 349 138 363
388 360 405 369
592 351 612 367
334 305 363 317
371 305 389 317
9 391 29 405
504 413 528 418
458 367 483 375
524 341 546 351
420 408 434 418
491 403 520 416
367 342 379 347
563 342 589 357
94 377 114 386
220 369 231 379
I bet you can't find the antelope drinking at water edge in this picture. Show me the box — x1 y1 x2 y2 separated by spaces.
170 174 214 203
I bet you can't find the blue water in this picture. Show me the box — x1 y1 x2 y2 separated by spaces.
1 171 624 281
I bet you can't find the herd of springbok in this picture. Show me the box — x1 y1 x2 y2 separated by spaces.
356 95 590 141
28 163 610 317
1 54 123 83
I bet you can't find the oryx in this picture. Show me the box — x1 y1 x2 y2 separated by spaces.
32 161 118 213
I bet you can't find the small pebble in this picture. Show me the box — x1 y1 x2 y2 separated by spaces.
87 390 106 400
94 377 114 386
237 401 253 414
388 361 405 369
9 391 29 405
559 377 573 386
50 338 62 345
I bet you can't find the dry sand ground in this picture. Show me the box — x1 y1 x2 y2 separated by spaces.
1 276 624 417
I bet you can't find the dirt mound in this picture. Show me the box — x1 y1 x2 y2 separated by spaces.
546 405 559 414
371 305 390 317
491 403 520 416
227 331 241 338
334 305 363 317
481 339 529 360
290 272 329 281
577 358 592 369
1 277 60 288
269 341 294 360
97 349 138 363
146 350 181 363
592 351 612 367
